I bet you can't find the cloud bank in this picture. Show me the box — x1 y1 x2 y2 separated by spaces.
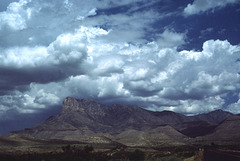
0 0 240 133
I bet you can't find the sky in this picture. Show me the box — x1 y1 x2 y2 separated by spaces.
0 0 240 135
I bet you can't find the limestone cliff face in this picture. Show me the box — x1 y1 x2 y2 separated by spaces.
60 97 163 126
61 97 83 112
61 97 106 117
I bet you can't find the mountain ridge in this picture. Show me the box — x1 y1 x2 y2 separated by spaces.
10 96 239 147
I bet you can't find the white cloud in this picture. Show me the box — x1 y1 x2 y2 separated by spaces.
87 8 97 16
63 75 130 100
0 94 43 114
0 46 48 67
227 101 240 114
0 0 30 30
1 32 240 115
226 94 240 114
84 9 160 44
0 0 110 47
184 0 240 16
51 39 239 113
34 89 60 105
184 71 239 99
0 12 26 30
0 86 61 115
22 39 239 114
0 26 109 70
178 96 225 114
156 30 186 48
0 0 240 117
91 55 124 76
47 26 109 66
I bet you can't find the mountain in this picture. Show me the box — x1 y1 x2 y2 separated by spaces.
0 135 19 146
200 115 240 144
11 97 188 146
150 110 196 124
193 109 234 125
10 97 238 148
114 125 186 147
171 109 234 138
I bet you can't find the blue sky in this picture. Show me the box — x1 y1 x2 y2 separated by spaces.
0 0 240 135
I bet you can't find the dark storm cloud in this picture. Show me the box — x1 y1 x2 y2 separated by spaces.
0 66 70 95
0 39 88 95
0 104 60 135
124 81 162 97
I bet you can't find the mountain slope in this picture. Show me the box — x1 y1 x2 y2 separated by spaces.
150 110 196 124
193 109 234 124
11 97 189 146
114 125 186 147
173 109 234 138
201 115 240 143
10 97 239 147
13 97 174 146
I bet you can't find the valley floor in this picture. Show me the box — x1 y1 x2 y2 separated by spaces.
1 144 240 161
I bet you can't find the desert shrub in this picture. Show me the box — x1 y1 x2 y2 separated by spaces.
62 144 72 153
128 149 145 161
83 145 94 153
94 152 111 161
157 156 183 161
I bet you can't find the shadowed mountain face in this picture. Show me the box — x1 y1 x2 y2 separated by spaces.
10 97 239 147
174 110 234 138
200 115 240 143
193 110 234 125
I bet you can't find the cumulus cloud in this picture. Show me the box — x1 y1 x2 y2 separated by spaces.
184 0 240 16
0 0 240 129
156 30 186 48
0 26 109 95
0 92 59 115
10 38 237 115
0 0 30 30
2 34 240 115
226 96 240 114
